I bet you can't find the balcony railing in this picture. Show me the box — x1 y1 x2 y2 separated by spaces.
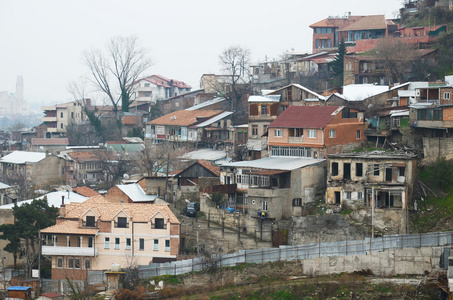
42 245 97 256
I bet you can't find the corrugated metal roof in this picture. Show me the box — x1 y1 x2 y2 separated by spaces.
222 156 325 171
0 151 46 164
116 183 157 202
185 97 226 110
268 106 341 129
248 95 281 102
0 182 11 189
390 110 409 117
181 149 226 161
195 111 233 127
0 191 88 210
342 84 389 101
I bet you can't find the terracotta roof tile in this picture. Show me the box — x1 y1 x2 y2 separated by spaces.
73 186 100 197
61 195 180 224
68 151 114 162
269 106 341 129
309 16 364 29
148 110 223 127
122 115 141 125
41 220 99 235
197 159 220 176
339 15 387 31
31 138 69 146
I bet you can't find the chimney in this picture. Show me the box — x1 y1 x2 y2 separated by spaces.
59 195 66 217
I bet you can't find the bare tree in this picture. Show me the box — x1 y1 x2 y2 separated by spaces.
136 143 188 177
370 39 417 84
83 36 152 113
218 46 251 112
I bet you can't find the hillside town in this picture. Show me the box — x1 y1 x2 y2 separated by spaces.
2 0 453 298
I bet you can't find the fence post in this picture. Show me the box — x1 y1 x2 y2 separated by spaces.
192 258 194 272
346 240 348 256
419 233 422 248
174 263 176 276
401 235 404 249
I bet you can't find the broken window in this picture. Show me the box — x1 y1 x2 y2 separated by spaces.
331 162 339 176
356 163 363 176
344 163 351 180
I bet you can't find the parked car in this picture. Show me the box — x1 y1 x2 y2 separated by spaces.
187 202 200 211
185 206 197 218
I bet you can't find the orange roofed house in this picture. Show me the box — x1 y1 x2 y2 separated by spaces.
268 106 365 159
145 109 233 148
40 196 180 280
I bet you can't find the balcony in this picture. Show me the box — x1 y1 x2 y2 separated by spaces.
42 245 97 256
288 136 303 143
42 116 57 122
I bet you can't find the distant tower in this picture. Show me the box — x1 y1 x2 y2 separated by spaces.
15 76 24 102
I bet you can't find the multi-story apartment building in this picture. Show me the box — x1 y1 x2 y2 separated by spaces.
145 109 233 148
41 99 89 137
132 75 191 103
267 106 365 159
247 84 325 159
41 196 180 280
325 152 417 233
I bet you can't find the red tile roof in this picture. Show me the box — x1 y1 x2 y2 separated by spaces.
122 115 141 125
31 138 69 146
73 186 101 197
339 15 387 31
68 151 114 162
269 106 341 129
148 110 223 126
197 159 220 176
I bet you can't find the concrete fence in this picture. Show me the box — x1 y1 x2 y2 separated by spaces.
138 231 453 278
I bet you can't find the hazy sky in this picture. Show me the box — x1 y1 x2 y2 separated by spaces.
0 0 402 106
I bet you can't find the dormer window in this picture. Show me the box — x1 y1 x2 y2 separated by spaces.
84 216 96 227
152 218 166 229
116 217 128 228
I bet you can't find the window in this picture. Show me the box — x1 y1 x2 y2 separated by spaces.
261 105 269 115
262 201 268 211
356 130 361 139
71 112 74 119
85 216 95 227
74 258 81 269
399 166 406 176
126 238 131 250
139 238 145 250
153 239 159 251
60 112 63 118
165 240 170 252
444 92 451 100
68 258 74 268
358 192 363 200
115 238 120 250
308 130 316 138
57 257 63 268
329 129 335 138
293 198 302 206
88 237 93 248
345 192 352 199
60 123 63 129
117 217 128 228
331 162 339 176
154 218 165 229
104 237 110 249
84 258 91 270
145 91 151 97
144 83 150 87
281 105 288 112
356 163 363 176
252 125 258 136
373 164 380 176
274 129 283 137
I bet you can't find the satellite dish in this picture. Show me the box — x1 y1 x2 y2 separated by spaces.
123 174 130 179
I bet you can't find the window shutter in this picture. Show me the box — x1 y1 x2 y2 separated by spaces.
270 103 278 116
250 104 258 115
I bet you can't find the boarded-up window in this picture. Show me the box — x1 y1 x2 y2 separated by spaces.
270 103 278 116
250 104 258 116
